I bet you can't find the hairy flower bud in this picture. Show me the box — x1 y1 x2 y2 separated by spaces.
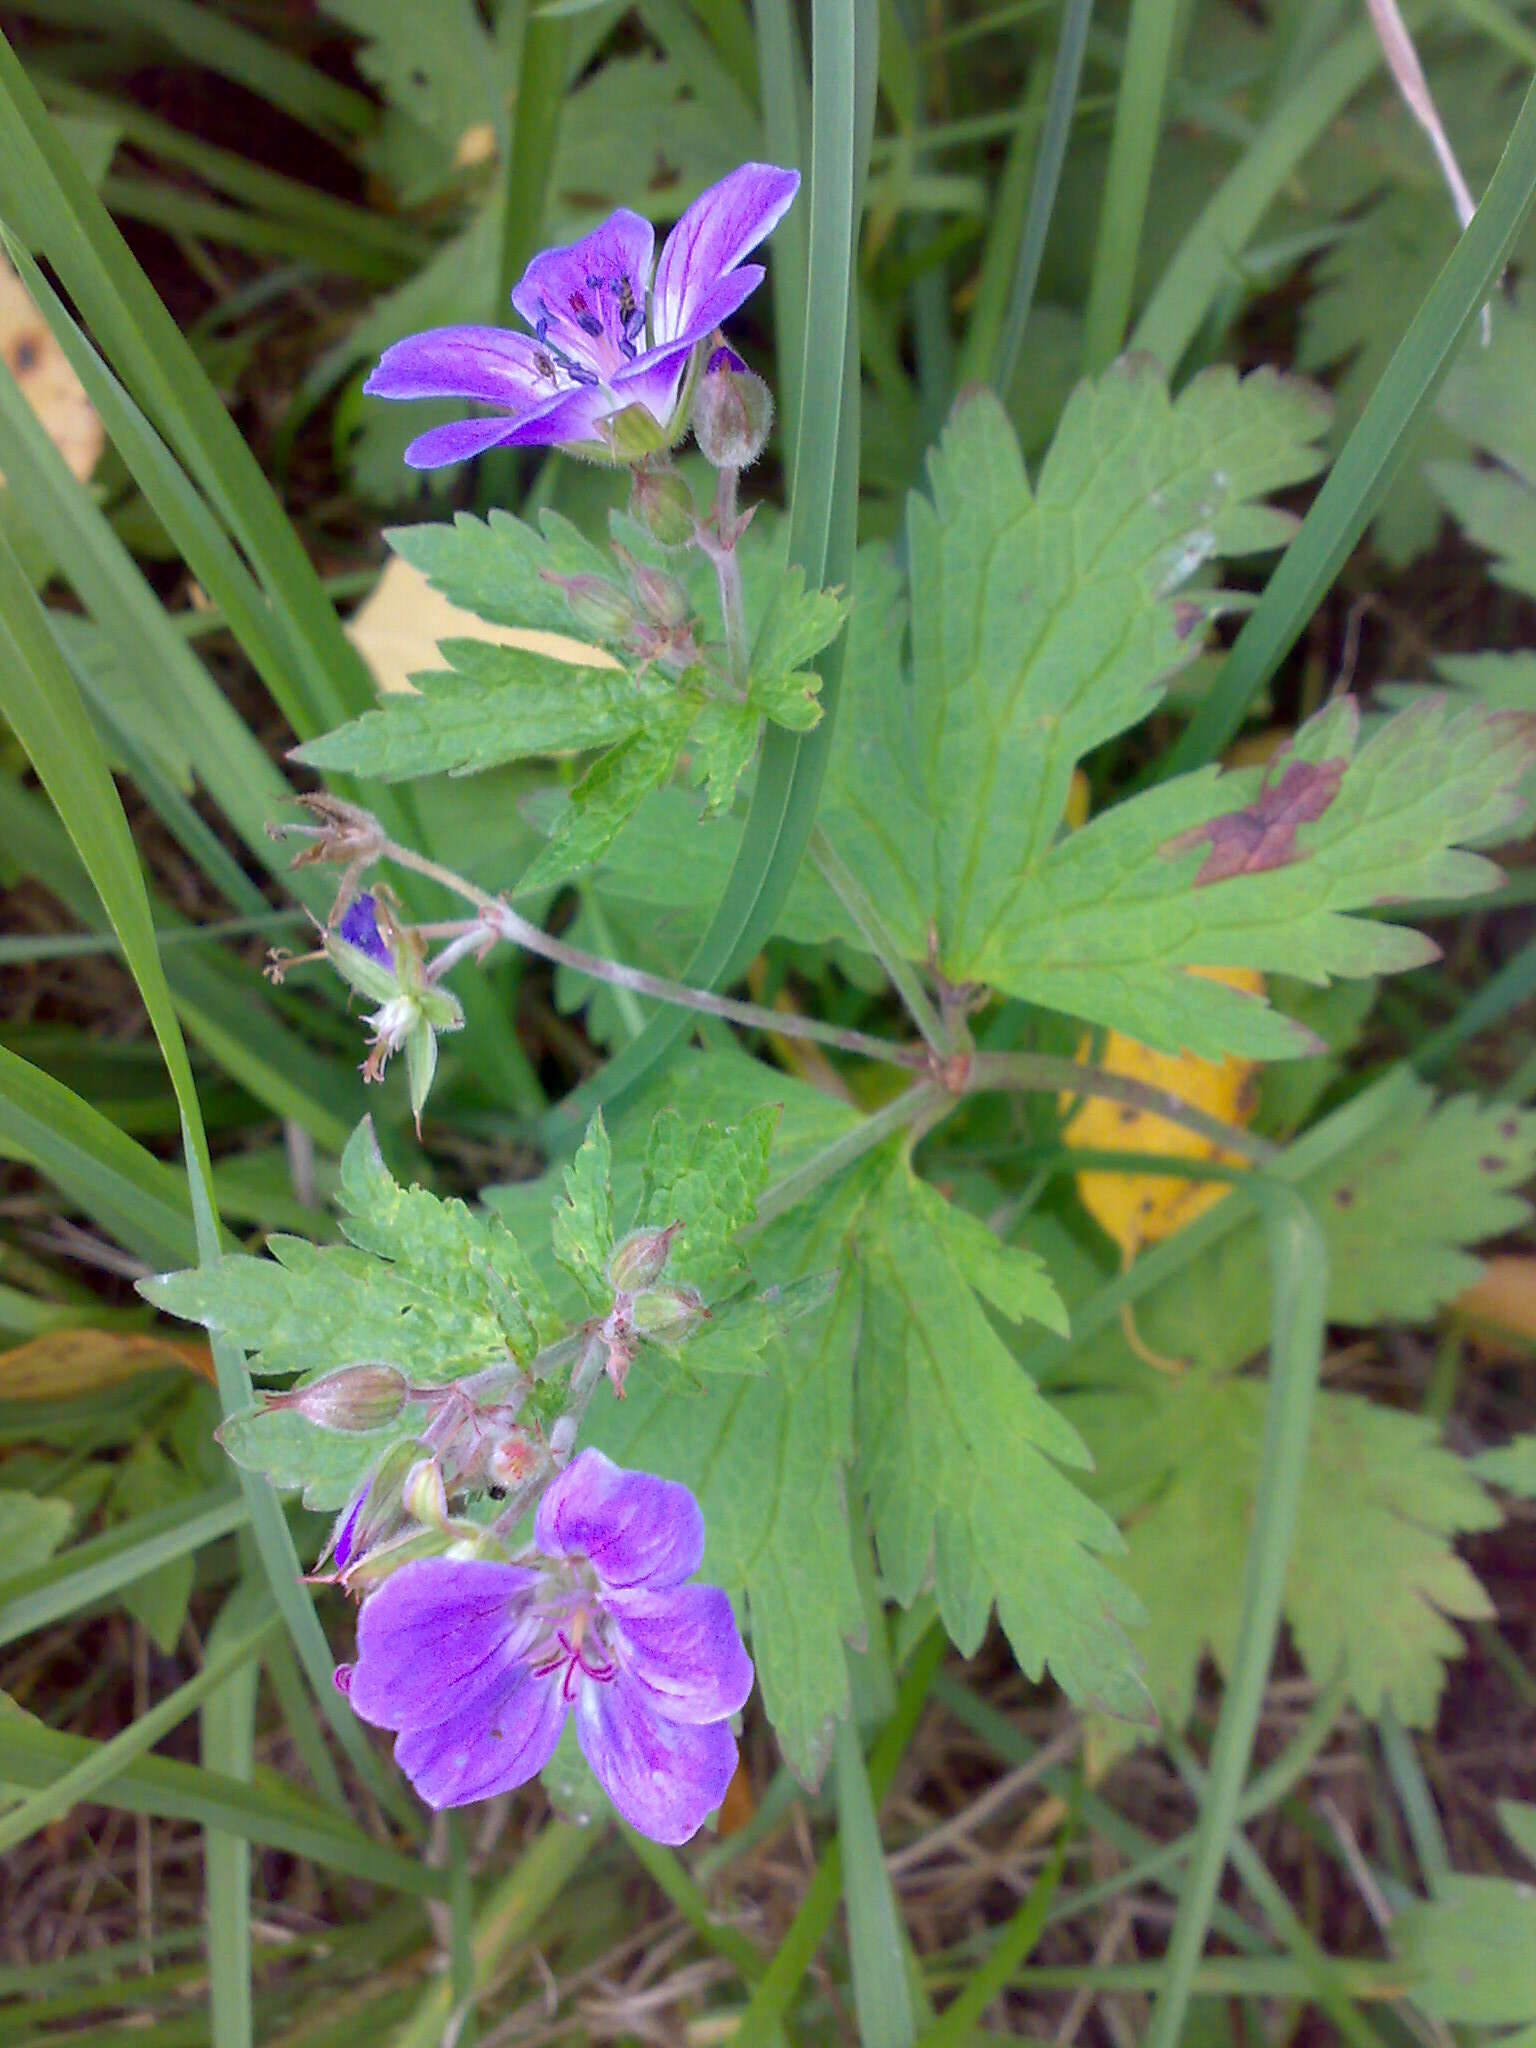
262 1363 409 1434
693 345 773 470
631 1284 709 1346
629 466 697 548
607 1222 683 1293
542 570 638 642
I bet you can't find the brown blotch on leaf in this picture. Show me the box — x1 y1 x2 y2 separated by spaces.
1119 1105 1141 1124
1165 756 1348 886
1332 1185 1355 1209
1500 1117 1520 1140
1480 1156 1507 1173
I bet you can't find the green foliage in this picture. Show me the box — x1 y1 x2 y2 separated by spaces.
1049 1080 1535 1748
0 1489 74 1574
552 1112 616 1311
141 1118 558 1382
295 509 845 880
1394 1875 1536 2027
1474 1434 1536 1497
637 1102 779 1294
1082 1378 1496 1741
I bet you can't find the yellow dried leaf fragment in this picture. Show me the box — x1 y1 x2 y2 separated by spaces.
346 555 620 696
1064 966 1264 1253
0 255 104 485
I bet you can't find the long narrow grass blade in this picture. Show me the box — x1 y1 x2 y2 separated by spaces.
387 1824 598 2048
914 1815 1071 2044
533 0 877 1145
0 519 415 1825
994 0 1094 394
1162 67 1536 774
1081 0 1195 370
733 1628 946 2048
0 1043 197 1269
0 1718 444 1896
0 35 376 738
0 1610 278 1854
0 1490 246 1650
203 1583 264 2048
835 1717 917 2048
755 0 810 451
1131 21 1383 374
1142 1182 1328 2048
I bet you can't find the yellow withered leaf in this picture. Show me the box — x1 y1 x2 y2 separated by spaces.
0 255 104 486
346 555 619 696
1452 1256 1536 1351
1064 966 1264 1254
0 1327 214 1400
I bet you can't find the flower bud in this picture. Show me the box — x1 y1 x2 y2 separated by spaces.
489 1429 541 1491
631 1284 709 1346
629 466 697 548
542 571 637 643
607 1222 682 1293
624 553 693 632
262 1363 409 1434
693 345 773 469
325 1437 423 1574
402 1454 451 1529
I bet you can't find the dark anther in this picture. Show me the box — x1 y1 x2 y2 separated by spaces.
487 1485 508 1502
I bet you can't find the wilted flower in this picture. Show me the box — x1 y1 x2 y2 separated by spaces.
363 163 799 467
339 1449 752 1843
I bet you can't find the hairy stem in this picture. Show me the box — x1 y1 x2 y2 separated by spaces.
965 1051 1276 1161
378 835 925 1072
810 825 956 1061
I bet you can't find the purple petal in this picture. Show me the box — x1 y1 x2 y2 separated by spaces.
328 1487 366 1572
609 337 694 428
394 1662 567 1809
536 1450 704 1592
577 1673 739 1844
512 209 656 374
656 266 766 359
364 326 555 408
707 343 748 376
402 416 527 470
348 1558 539 1732
499 382 616 450
608 1583 754 1724
338 893 392 971
652 164 799 345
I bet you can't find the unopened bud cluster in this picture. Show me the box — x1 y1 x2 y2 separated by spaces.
594 1221 707 1396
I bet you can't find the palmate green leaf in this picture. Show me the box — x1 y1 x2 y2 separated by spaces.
1394 1876 1536 2028
847 368 1330 970
1054 1083 1536 1389
854 1168 1147 1723
142 1118 557 1382
388 509 623 647
1475 1434 1536 1497
1081 1378 1496 1745
977 692 1536 1057
1297 51 1536 565
567 1052 1145 1772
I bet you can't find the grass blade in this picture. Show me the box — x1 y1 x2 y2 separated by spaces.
0 1490 247 1650
0 1610 278 1854
0 518 415 1827
1162 65 1536 774
203 1582 264 2048
1131 20 1384 374
0 1042 197 1269
1081 0 1196 370
994 0 1094 394
1142 1181 1328 2048
533 0 877 1146
835 1716 917 2048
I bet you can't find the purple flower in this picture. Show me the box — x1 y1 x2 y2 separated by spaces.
338 893 393 971
363 163 800 468
340 1449 753 1843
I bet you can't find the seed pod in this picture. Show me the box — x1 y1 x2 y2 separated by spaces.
607 1222 683 1293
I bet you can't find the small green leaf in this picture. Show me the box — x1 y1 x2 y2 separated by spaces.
1394 1875 1536 2027
0 1489 74 1575
519 704 696 891
1474 1434 1536 1498
552 1112 615 1311
638 1103 779 1293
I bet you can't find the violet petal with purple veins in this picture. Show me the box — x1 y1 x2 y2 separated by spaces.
364 164 799 467
341 1449 753 1842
